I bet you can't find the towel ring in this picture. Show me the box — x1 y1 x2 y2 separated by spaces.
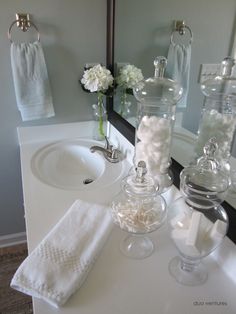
170 24 193 45
8 18 40 43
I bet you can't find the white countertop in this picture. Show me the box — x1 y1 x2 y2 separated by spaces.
18 121 236 314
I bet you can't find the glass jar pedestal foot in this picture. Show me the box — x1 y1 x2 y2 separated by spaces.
169 256 208 286
120 233 154 259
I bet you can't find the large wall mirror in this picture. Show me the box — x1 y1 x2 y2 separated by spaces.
106 0 236 242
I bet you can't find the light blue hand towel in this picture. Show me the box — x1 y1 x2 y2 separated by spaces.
166 43 191 108
10 41 55 121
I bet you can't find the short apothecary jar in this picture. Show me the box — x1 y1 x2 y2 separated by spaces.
111 161 166 259
195 57 236 172
133 56 183 192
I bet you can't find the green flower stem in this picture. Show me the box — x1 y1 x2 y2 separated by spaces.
120 89 127 117
98 92 105 137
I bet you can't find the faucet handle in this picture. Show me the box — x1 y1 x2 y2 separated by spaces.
104 136 113 151
111 148 122 161
105 137 122 162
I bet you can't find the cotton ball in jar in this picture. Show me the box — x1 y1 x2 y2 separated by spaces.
135 141 148 161
136 120 153 142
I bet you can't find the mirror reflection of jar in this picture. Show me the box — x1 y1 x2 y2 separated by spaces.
195 57 236 172
133 57 183 192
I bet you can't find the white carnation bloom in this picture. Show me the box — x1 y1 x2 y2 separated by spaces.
81 64 113 92
117 64 144 89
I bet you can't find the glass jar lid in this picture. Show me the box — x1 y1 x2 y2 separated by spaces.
201 57 236 99
122 161 157 198
133 56 183 105
180 138 229 195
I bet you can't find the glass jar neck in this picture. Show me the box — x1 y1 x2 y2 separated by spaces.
154 67 165 78
153 56 167 78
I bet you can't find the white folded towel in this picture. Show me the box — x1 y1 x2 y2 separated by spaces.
11 200 112 308
166 43 192 108
10 41 55 121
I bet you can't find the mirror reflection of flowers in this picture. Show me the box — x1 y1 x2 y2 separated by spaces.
116 64 144 117
81 64 114 140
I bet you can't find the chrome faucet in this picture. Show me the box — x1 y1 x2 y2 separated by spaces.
90 136 121 163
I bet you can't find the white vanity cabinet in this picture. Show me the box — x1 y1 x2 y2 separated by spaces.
18 121 236 314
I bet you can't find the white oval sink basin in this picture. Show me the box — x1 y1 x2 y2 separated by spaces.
31 138 123 190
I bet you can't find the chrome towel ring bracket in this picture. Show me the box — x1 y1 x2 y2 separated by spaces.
170 20 193 45
8 13 40 43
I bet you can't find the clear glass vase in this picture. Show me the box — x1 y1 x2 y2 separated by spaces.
119 89 132 118
92 92 107 141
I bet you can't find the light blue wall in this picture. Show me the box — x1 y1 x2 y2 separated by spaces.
115 0 236 133
0 0 106 236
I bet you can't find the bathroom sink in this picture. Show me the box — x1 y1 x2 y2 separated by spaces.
31 138 123 190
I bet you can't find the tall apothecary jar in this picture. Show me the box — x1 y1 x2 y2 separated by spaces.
195 57 236 172
168 139 229 286
133 57 183 192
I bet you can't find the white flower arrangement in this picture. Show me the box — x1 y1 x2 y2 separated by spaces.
81 64 114 93
81 64 114 140
117 64 144 89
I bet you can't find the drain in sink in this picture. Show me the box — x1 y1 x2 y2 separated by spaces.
83 178 94 185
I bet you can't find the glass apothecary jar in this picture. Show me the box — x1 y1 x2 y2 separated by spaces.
168 138 229 286
111 161 166 259
195 57 236 172
133 57 183 192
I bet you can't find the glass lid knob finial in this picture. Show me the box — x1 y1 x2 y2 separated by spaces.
196 137 219 171
135 160 147 183
221 57 235 77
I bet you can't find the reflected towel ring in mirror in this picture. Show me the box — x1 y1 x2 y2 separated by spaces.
8 13 40 43
170 20 193 45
